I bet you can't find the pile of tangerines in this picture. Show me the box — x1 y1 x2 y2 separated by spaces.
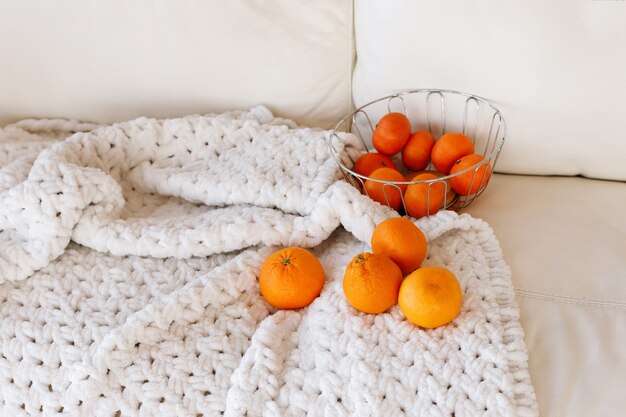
353 112 491 218
259 218 462 329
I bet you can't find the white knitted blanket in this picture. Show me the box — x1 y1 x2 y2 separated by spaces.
0 107 537 417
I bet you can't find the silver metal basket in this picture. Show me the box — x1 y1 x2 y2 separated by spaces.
329 89 506 215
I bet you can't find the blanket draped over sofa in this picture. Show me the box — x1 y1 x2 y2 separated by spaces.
0 107 537 416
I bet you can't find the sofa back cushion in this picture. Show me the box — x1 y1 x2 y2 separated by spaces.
353 0 626 180
0 0 353 129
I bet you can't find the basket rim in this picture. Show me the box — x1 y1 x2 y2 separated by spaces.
329 88 506 184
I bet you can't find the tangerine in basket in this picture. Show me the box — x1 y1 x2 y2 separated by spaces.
399 266 462 328
372 112 412 156
343 252 403 314
449 153 492 196
353 152 398 177
259 247 325 309
404 173 446 219
431 132 474 175
371 217 428 275
363 167 407 210
412 170 457 207
401 130 435 171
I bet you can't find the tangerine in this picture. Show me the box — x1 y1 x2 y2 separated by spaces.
259 247 325 309
431 132 474 175
353 152 397 177
372 112 411 156
343 252 403 314
401 130 435 171
404 173 446 219
449 154 492 196
398 266 462 328
363 167 407 211
371 217 428 275
408 170 457 207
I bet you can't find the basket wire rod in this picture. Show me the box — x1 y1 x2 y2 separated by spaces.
484 111 503 155
329 132 342 156
382 183 404 210
354 175 366 192
471 174 492 201
469 139 503 201
457 168 478 211
340 168 357 189
422 179 451 216
399 185 407 212
467 172 491 202
458 160 491 210
442 180 451 210
475 160 491 197
463 97 480 144
349 175 368 199
387 95 408 117
352 110 374 152
426 91 446 137
471 154 497 201
491 137 504 170
331 132 361 170
426 181 434 216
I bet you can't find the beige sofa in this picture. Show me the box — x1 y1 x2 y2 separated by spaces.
1 1 625 416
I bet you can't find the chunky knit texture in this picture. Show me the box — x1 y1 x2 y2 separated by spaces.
0 107 537 416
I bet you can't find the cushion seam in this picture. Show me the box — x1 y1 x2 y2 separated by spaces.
515 289 626 310
347 0 355 116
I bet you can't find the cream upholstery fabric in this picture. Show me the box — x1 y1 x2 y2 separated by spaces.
0 0 354 129
467 174 626 417
353 0 626 180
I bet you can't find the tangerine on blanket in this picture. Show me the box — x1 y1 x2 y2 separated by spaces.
259 247 325 309
371 217 428 275
399 266 462 328
343 252 403 314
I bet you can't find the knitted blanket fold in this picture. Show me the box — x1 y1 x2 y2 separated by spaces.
0 107 537 416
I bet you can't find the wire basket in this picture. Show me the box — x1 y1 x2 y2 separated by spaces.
329 89 506 216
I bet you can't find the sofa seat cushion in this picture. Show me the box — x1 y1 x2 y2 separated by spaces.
466 174 626 417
